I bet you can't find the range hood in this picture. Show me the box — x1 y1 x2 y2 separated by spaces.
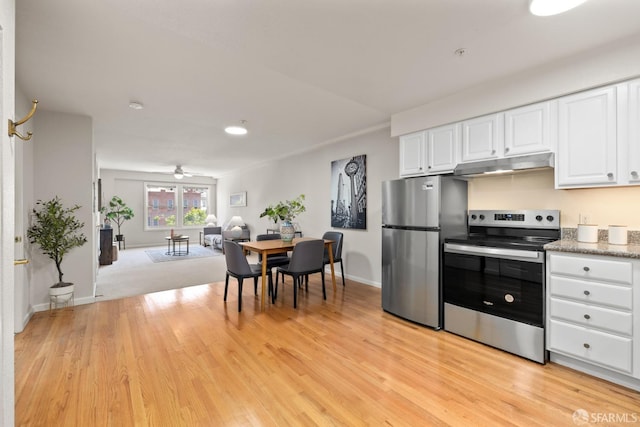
453 152 554 177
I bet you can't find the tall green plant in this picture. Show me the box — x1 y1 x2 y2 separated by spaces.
101 196 134 236
27 197 87 284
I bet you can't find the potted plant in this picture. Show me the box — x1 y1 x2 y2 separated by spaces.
260 194 306 242
101 196 134 243
27 197 88 303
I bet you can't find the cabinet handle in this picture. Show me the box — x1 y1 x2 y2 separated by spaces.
504 147 510 153
491 150 496 155
428 165 432 169
632 171 638 177
584 290 590 296
607 172 614 179
584 314 591 320
583 266 590 272
583 343 590 349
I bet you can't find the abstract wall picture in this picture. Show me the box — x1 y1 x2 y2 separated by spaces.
330 154 366 230
229 191 247 207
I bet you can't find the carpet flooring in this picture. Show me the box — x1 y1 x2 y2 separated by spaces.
145 245 222 262
95 244 259 301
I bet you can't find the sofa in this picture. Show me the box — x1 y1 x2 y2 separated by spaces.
203 225 250 251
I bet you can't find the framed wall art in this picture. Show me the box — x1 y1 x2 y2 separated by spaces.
330 154 366 230
229 191 247 207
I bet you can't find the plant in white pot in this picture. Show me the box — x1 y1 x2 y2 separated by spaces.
101 195 134 243
27 197 87 306
259 194 306 242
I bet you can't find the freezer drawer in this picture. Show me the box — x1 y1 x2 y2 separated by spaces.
382 227 441 328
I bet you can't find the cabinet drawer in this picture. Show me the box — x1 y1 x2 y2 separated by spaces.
548 320 632 373
549 253 632 284
549 298 632 336
548 276 632 310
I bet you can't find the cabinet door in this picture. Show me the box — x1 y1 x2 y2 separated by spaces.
556 86 617 188
399 131 426 177
628 79 640 183
426 123 460 174
504 101 554 156
461 113 503 162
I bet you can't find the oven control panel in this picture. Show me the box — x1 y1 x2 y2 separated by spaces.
468 209 560 229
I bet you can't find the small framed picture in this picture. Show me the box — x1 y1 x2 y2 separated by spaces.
229 191 247 207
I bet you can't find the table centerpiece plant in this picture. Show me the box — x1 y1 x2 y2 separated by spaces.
259 194 305 242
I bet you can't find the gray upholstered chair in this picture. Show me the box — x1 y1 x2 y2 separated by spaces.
322 231 345 286
256 233 290 293
275 239 325 308
203 226 222 248
224 240 268 312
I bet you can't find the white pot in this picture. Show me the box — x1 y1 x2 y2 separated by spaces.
50 283 75 304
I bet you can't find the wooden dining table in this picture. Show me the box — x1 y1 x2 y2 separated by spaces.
239 237 336 310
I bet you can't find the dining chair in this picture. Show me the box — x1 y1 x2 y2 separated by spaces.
256 233 290 289
223 240 267 312
275 239 325 308
322 231 345 286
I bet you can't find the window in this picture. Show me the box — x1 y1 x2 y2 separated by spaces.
145 183 210 230
183 186 208 226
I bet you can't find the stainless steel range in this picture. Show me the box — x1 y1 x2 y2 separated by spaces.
443 209 560 363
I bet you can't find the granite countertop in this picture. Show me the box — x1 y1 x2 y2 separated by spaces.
544 239 640 259
544 227 640 258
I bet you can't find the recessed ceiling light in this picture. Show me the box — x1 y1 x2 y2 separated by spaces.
225 120 248 135
128 101 144 110
529 0 588 16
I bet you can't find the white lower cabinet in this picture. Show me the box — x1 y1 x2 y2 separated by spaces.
547 252 640 387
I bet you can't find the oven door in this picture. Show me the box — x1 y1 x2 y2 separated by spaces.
443 243 544 327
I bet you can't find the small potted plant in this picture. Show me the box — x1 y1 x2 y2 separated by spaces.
101 196 134 243
27 197 88 303
260 194 305 242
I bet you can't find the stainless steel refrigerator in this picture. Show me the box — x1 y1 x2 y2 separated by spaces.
381 176 467 328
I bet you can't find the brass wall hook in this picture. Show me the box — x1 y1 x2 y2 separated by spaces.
8 99 38 141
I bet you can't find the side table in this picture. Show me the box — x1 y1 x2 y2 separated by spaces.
165 235 190 256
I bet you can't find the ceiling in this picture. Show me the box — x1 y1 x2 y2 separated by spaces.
15 0 640 178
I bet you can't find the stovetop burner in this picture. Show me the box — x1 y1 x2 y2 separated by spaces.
445 209 561 251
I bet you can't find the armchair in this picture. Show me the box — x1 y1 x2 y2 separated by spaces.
203 226 223 249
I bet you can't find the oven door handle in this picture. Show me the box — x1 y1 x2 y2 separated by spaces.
444 243 543 263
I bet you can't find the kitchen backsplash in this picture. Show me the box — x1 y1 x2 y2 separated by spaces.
468 168 640 229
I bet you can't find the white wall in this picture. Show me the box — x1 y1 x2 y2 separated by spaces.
216 126 398 287
391 33 640 136
30 110 95 306
14 85 34 330
99 169 216 247
0 0 16 423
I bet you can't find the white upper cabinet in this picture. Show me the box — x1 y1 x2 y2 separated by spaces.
556 85 618 188
426 123 460 174
399 131 426 177
461 113 504 162
504 101 555 157
627 79 640 184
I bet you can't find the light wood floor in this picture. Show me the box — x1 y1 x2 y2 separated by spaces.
15 275 639 426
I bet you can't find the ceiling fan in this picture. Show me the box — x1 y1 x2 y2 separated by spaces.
172 165 191 179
